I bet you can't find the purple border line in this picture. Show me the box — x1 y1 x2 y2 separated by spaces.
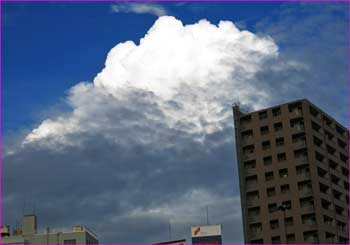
1 0 349 245
1 0 350 2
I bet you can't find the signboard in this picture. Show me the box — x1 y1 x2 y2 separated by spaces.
191 225 222 244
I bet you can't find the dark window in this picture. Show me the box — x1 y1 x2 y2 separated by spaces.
267 187 276 197
282 200 292 209
323 115 333 127
272 107 281 116
335 124 345 136
323 215 333 226
285 217 293 226
241 129 253 141
309 106 319 118
329 160 338 170
303 230 318 243
274 122 283 132
288 102 302 115
240 115 251 124
277 153 287 162
341 167 348 177
319 183 329 194
326 145 336 155
286 234 296 244
325 130 334 141
249 223 262 233
279 168 288 178
290 118 304 130
300 196 314 209
331 174 340 185
271 236 281 244
335 205 344 216
268 203 278 213
64 240 77 244
311 121 321 133
243 144 255 155
281 184 290 194
250 239 264 244
338 138 346 149
321 199 331 210
332 189 342 200
260 126 269 135
313 136 323 147
344 181 349 191
244 160 256 170
263 156 272 166
340 153 348 163
276 137 284 146
262 140 271 150
270 219 279 229
259 110 268 120
302 213 316 225
315 151 324 162
317 167 327 179
265 171 274 181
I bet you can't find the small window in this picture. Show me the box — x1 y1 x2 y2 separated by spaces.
268 203 278 213
302 213 316 225
344 181 349 191
241 129 253 140
265 171 274 181
240 115 252 124
313 136 323 147
267 187 276 197
260 126 269 135
263 156 272 166
249 222 262 233
243 145 255 154
244 160 256 170
335 205 344 216
336 124 345 136
279 168 288 178
281 184 290 194
64 240 77 245
259 111 268 120
271 236 281 244
340 152 348 163
262 140 271 150
286 234 295 244
329 160 338 170
282 200 292 209
323 215 333 226
331 174 340 185
326 145 336 155
309 106 319 118
338 138 346 149
276 137 284 146
272 107 281 116
270 219 279 229
285 217 293 226
274 122 283 132
277 153 287 162
250 239 264 244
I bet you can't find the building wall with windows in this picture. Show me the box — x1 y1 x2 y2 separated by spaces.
233 99 349 244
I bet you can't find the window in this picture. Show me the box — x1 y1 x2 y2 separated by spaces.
247 191 259 205
329 160 338 170
327 145 336 155
263 156 272 166
240 115 251 124
335 124 345 136
267 187 276 197
248 207 260 217
262 140 271 150
272 107 281 116
340 153 348 163
332 189 342 200
313 136 323 147
303 230 318 243
315 151 324 162
317 167 327 179
271 236 281 244
282 200 292 209
250 239 264 244
293 132 306 146
300 196 314 209
285 217 293 226
325 130 334 141
323 215 333 226
277 153 287 162
338 236 348 244
268 203 278 213
270 219 279 230
259 110 268 120
323 115 333 127
279 168 288 178
341 167 349 177
286 234 296 244
331 174 340 185
288 102 302 115
296 164 310 177
302 213 316 225
249 223 262 233
246 175 258 189
344 181 349 191
321 199 331 210
290 118 304 130
260 126 269 135
265 171 274 181
335 205 344 216
64 240 77 244
244 160 256 170
274 122 283 132
337 221 346 231
241 130 253 141
275 137 284 146
311 121 321 133
319 183 329 194
281 184 290 194
338 138 346 149
309 106 319 118
294 148 308 162
298 180 312 193
325 232 335 243
243 145 255 155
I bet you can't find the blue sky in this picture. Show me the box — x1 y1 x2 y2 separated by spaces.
3 2 285 134
2 2 349 244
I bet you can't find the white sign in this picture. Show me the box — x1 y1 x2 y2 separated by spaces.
191 225 222 238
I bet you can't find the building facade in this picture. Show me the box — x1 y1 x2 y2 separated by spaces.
1 215 98 244
233 99 349 244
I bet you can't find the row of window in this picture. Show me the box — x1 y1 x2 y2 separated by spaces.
250 232 348 244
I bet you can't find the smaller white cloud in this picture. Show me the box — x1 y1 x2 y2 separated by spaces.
111 3 167 17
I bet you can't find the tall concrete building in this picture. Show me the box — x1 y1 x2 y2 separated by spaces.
233 99 349 244
1 214 98 244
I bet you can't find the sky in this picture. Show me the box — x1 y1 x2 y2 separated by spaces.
2 2 349 244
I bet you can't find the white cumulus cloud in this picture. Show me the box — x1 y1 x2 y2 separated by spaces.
24 16 279 148
111 3 167 17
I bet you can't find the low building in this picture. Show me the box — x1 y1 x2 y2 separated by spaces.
1 214 98 244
